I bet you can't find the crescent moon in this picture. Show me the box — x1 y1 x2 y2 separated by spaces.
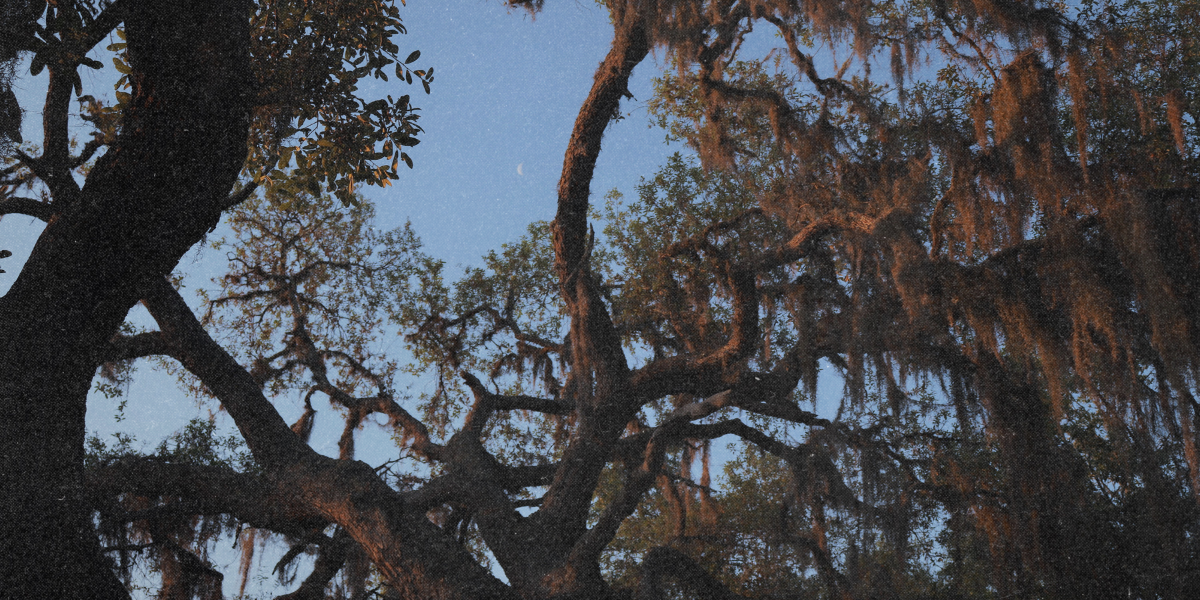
517 163 524 176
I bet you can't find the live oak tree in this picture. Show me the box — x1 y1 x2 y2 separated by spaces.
3 1 1200 600
0 0 429 597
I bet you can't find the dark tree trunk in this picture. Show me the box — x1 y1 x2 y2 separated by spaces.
0 1 251 597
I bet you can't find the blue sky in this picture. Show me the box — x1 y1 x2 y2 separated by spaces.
370 1 680 264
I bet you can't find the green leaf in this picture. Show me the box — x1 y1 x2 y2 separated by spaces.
112 57 131 75
405 50 421 64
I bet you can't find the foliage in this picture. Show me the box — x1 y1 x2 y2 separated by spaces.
243 0 432 203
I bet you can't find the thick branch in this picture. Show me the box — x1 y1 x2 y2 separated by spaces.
535 10 651 548
0 3 251 596
142 277 309 467
141 278 517 600
274 530 353 600
549 7 646 383
553 12 649 284
627 210 900 401
461 371 570 436
100 331 175 363
85 456 326 538
0 196 53 221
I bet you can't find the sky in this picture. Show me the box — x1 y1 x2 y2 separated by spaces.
1 1 846 594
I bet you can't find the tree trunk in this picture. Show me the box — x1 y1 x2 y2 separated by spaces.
0 1 251 596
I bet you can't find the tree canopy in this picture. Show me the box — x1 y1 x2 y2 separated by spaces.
2 0 1200 599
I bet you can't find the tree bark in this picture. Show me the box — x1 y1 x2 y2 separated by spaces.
0 1 251 597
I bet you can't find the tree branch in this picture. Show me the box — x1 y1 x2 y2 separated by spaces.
37 1 129 198
141 277 518 599
142 276 310 467
221 180 260 211
85 456 326 538
99 331 175 363
0 196 53 221
535 10 651 547
273 529 353 600
635 546 746 600
461 371 570 437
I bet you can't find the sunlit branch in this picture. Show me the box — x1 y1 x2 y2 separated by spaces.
283 318 444 461
320 348 388 390
424 303 563 355
661 208 766 260
628 212 866 402
763 15 864 105
142 281 513 599
936 13 1000 81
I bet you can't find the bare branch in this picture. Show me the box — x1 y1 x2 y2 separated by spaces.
99 331 175 363
461 371 570 436
273 529 353 600
142 276 310 467
222 180 260 211
0 195 52 221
